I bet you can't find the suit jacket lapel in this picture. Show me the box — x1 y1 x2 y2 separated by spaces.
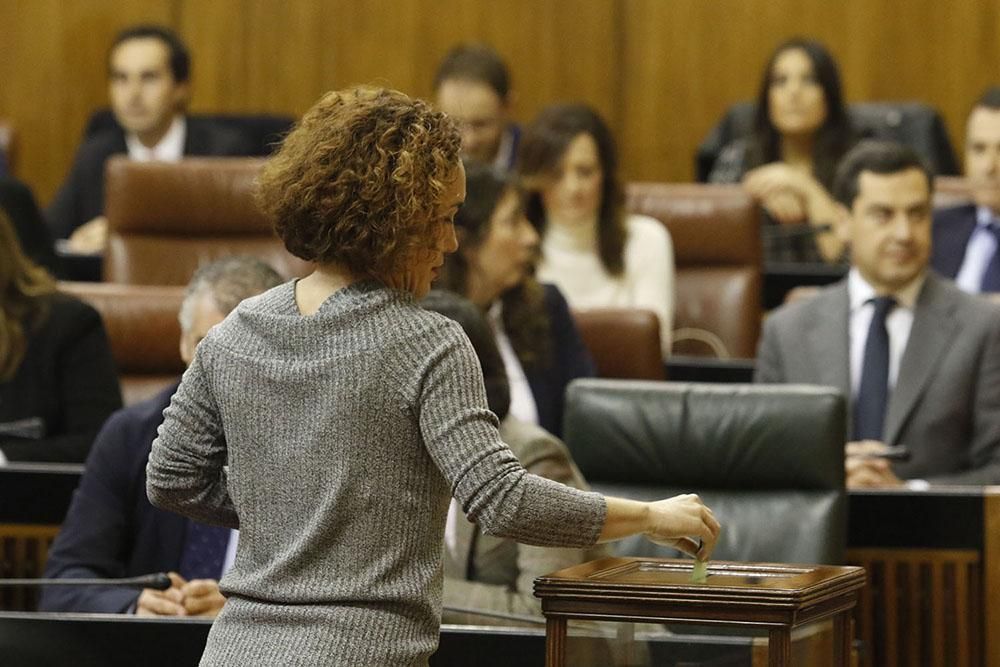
806 282 852 403
883 275 956 445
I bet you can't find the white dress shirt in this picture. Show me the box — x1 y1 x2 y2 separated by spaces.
125 115 186 163
487 301 540 427
848 268 925 397
954 206 1000 294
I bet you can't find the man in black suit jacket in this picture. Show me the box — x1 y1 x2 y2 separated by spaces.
39 257 282 616
931 86 1000 295
46 25 252 247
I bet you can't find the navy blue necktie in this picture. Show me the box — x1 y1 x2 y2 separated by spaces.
179 520 229 581
853 296 897 441
980 223 1000 293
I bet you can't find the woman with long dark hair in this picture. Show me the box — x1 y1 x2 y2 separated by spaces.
519 103 675 357
710 38 856 263
0 210 120 462
438 161 594 437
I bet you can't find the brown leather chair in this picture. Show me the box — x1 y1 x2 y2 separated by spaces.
572 308 665 380
0 118 14 173
59 282 185 405
625 183 762 359
103 157 312 285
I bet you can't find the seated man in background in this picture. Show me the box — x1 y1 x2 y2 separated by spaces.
420 290 608 625
756 141 1000 488
46 24 253 251
932 86 1000 297
434 44 520 173
40 257 283 615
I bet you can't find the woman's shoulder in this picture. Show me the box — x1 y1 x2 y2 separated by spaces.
625 214 672 245
45 291 103 332
708 138 750 184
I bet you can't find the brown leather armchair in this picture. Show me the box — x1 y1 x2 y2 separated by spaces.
626 183 762 359
59 282 185 405
572 308 665 380
102 157 312 284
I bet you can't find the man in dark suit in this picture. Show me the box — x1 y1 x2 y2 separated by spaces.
46 25 252 250
39 257 282 615
434 44 521 173
932 87 1000 295
756 141 1000 488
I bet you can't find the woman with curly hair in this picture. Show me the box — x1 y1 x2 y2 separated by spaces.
438 161 593 437
147 87 720 666
0 210 120 462
519 103 675 357
709 38 856 263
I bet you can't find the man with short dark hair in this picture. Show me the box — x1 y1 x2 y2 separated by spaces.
39 257 283 616
756 140 1000 488
434 44 520 172
47 25 253 250
932 86 1000 295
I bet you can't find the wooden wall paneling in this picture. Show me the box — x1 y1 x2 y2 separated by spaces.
178 0 330 116
0 0 174 204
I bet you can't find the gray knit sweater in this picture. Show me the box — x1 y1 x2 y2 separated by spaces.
146 280 606 666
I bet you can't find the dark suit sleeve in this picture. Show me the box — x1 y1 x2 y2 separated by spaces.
45 145 91 239
0 300 122 463
753 314 786 383
927 308 1000 485
39 411 144 613
545 285 596 437
546 285 596 382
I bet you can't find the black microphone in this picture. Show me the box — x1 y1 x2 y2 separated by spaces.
0 573 172 590
0 417 45 439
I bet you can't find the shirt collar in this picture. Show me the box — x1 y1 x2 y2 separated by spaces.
848 267 925 312
492 125 516 173
976 205 998 228
125 115 186 162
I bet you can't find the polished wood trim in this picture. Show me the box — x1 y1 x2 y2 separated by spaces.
983 494 1000 665
0 523 60 612
768 628 791 666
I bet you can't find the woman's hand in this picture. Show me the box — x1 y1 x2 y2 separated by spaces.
600 494 721 561
743 162 846 262
644 493 721 561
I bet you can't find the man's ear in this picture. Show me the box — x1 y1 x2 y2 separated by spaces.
173 81 192 112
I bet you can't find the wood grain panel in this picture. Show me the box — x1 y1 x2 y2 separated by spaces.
0 0 173 203
3 0 1000 207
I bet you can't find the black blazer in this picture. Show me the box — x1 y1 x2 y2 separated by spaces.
0 293 122 462
45 117 255 239
931 204 979 281
0 177 59 274
522 284 596 437
40 383 191 613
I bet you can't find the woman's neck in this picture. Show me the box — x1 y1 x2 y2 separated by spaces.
545 213 600 247
779 133 815 172
295 263 360 316
465 268 502 310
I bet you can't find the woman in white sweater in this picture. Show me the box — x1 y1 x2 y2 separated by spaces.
519 104 675 357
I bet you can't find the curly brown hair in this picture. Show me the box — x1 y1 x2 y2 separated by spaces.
0 210 56 380
256 87 462 281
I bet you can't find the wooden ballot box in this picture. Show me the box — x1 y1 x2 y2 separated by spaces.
535 557 865 667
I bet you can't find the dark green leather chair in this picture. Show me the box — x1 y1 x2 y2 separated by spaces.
563 379 847 564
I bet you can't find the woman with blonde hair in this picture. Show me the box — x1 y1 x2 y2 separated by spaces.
0 210 120 462
147 87 719 666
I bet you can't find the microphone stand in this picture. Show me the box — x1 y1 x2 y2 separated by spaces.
0 573 172 591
